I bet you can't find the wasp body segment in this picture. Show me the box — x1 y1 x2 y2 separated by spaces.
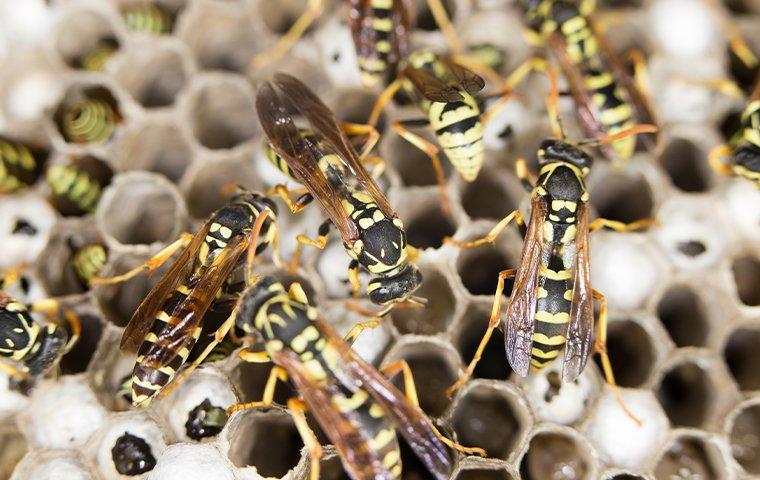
47 156 114 216
71 243 109 287
728 94 760 186
0 137 47 193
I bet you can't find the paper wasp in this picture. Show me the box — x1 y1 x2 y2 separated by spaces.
257 73 422 311
58 90 122 145
508 0 658 165
0 136 48 194
91 188 280 407
47 155 114 216
70 241 109 289
0 291 81 380
444 67 656 424
227 276 484 480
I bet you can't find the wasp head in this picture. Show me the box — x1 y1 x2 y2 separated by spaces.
367 264 422 305
538 139 592 176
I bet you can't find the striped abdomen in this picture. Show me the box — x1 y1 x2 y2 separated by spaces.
427 94 484 181
47 164 103 214
0 139 45 193
583 67 636 160
131 283 203 406
356 0 396 87
530 252 572 371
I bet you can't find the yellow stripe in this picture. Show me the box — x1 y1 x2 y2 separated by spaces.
540 266 571 280
131 376 161 390
601 103 632 126
372 428 396 449
531 357 553 369
372 18 393 31
532 332 567 346
382 450 400 468
585 72 614 90
333 390 369 412
535 310 571 324
531 347 561 359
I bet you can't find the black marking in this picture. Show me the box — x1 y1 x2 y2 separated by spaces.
112 432 157 476
12 219 37 236
185 398 229 440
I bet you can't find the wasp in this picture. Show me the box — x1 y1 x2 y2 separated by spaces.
59 94 122 145
70 241 109 289
0 136 48 194
257 73 422 312
507 0 658 165
444 73 656 423
122 3 173 35
0 292 80 380
227 276 484 480
47 156 114 216
91 188 280 407
77 38 119 72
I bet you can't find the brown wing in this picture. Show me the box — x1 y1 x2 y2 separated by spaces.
120 224 209 352
587 18 659 147
256 81 360 242
440 56 486 96
314 318 452 480
273 349 395 480
504 195 547 377
271 73 396 218
139 236 249 369
402 65 465 103
562 202 594 382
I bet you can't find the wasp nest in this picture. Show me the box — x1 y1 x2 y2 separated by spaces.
0 0 759 479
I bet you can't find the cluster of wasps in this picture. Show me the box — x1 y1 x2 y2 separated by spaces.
1 0 759 478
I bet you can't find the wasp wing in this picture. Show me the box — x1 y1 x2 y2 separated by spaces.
504 195 547 377
273 349 395 480
440 56 486 96
271 73 396 219
562 202 594 382
402 65 465 103
256 81 360 242
314 318 452 480
120 224 209 352
138 236 249 370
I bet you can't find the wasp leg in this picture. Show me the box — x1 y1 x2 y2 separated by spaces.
626 49 651 97
226 364 287 414
426 0 463 54
343 318 381 345
709 144 735 176
446 268 516 396
251 0 324 69
480 91 515 127
268 184 313 214
391 119 450 214
368 78 405 127
588 217 658 233
361 155 387 181
444 210 525 248
28 300 82 352
341 122 381 160
245 211 273 285
288 398 323 480
381 359 487 457
503 57 551 92
515 157 535 195
0 361 28 380
347 259 361 298
592 289 642 426
703 0 759 71
90 232 194 285
239 349 273 363
296 219 331 250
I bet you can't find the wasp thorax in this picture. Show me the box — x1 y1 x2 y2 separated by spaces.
538 139 592 173
368 264 422 305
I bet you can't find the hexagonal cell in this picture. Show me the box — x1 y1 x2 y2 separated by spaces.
186 76 258 150
603 472 649 480
332 88 387 134
414 0 457 30
229 361 296 410
728 401 760 474
454 467 516 480
53 84 123 145
454 302 511 381
456 244 515 297
593 319 655 388
183 156 261 219
0 192 58 270
10 450 96 480
258 0 315 35
589 171 654 223
731 254 760 306
451 383 526 460
119 1 181 35
385 339 460 417
54 8 120 71
391 267 456 335
226 408 303 477
384 133 453 187
59 312 104 375
404 204 456 250
461 173 519 221
316 454 351 480
176 2 258 73
151 443 236 479
115 120 194 182
92 252 168 327
97 172 187 247
723 326 760 391
46 155 114 217
656 361 712 428
520 430 595 480
656 285 709 347
659 137 711 192
654 435 723 480
163 371 237 442
521 363 600 425
89 412 167 478
114 41 189 108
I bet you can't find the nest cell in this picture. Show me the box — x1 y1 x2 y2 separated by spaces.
187 77 258 150
659 137 711 192
461 173 519 222
589 171 654 224
333 89 387 134
454 302 511 381
53 85 123 146
656 285 709 347
115 120 193 182
59 312 104 375
391 267 457 335
729 402 760 474
731 254 760 306
150 443 236 480
54 9 120 71
593 319 655 388
183 156 261 219
456 244 515 297
723 326 760 391
656 361 713 428
520 430 595 480
454 468 516 480
226 408 303 477
385 133 453 187
404 204 457 250
114 42 189 108
415 0 457 30
653 435 723 480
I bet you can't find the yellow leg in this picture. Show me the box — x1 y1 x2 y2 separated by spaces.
503 57 551 92
28 300 81 352
288 398 323 480
368 78 404 127
444 210 524 248
579 123 658 147
626 49 650 97
268 184 312 214
226 365 287 414
0 361 28 380
515 157 535 193
343 318 381 345
592 289 642 426
480 91 514 127
244 211 272 285
709 144 734 176
588 217 657 233
251 0 324 69
446 268 516 396
361 155 387 180
239 349 272 363
347 260 361 298
90 232 194 285
382 359 486 457
341 122 380 161
703 0 759 70
391 120 450 214
426 0 462 54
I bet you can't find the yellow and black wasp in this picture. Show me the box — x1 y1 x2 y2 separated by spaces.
46 156 114 216
510 0 658 165
444 72 656 423
91 188 280 407
122 2 173 35
227 276 484 480
70 241 109 289
0 136 48 194
257 73 422 310
0 292 80 380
